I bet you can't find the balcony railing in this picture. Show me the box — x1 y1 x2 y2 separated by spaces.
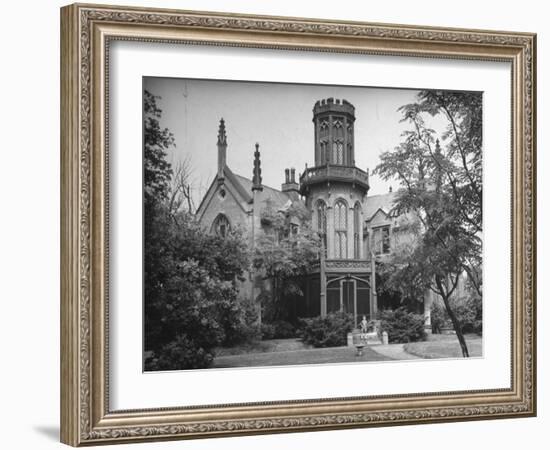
300 164 369 193
310 259 371 271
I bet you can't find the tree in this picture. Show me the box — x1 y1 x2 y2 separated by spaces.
397 91 483 295
374 89 483 357
253 201 321 322
144 209 253 369
143 90 252 370
168 157 196 215
143 90 174 207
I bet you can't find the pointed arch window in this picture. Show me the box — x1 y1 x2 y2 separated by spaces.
353 202 361 258
316 200 327 255
332 119 345 165
320 141 327 164
319 121 329 165
332 141 344 165
334 199 348 259
211 214 231 238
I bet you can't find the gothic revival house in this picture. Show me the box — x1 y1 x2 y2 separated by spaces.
196 98 433 327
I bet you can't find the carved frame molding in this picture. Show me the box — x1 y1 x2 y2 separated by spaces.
60 3 536 446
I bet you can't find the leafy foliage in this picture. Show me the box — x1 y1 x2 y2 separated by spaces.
253 200 321 321
144 90 174 206
260 320 297 340
299 312 355 348
143 91 252 371
430 295 482 335
144 216 253 370
373 89 483 357
379 307 427 343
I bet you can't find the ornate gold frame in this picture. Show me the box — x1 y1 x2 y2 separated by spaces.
60 3 536 446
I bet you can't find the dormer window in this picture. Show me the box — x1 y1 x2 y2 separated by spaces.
372 225 390 255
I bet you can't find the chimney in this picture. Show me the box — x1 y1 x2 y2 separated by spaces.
217 118 227 180
252 143 263 192
282 167 300 199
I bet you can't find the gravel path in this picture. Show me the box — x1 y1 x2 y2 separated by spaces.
369 343 422 360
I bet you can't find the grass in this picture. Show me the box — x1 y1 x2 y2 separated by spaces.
212 341 393 368
214 338 310 356
404 333 482 359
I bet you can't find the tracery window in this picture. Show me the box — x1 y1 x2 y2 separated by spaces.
332 119 345 165
332 141 344 165
334 199 348 259
353 202 361 258
320 121 329 164
316 200 327 255
211 214 231 238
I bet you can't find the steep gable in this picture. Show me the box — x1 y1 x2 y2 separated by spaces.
195 166 253 223
364 191 398 222
233 174 292 210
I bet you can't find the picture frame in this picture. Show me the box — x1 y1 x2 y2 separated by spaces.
60 2 536 446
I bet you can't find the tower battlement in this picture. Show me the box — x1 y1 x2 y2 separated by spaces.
313 98 355 117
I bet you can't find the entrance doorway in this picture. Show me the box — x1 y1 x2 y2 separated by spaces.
326 275 370 327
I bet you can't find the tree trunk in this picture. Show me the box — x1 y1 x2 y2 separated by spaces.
441 294 469 357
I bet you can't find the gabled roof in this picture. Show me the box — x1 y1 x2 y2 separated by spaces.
195 165 298 220
364 191 398 221
195 165 253 219
233 173 294 210
223 166 253 203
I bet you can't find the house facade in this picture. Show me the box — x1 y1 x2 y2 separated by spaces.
195 98 433 328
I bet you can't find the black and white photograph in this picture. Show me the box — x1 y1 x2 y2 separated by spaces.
143 78 483 372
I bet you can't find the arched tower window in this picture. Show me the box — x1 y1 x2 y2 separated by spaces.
353 202 361 258
316 200 327 255
332 119 344 165
319 121 329 165
334 199 348 259
211 214 231 238
332 141 344 165
347 123 354 164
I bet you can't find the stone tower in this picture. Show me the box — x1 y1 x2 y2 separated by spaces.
312 97 356 166
300 98 372 320
301 98 370 261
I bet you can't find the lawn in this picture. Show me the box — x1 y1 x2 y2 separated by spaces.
212 340 393 368
215 338 310 356
404 333 482 359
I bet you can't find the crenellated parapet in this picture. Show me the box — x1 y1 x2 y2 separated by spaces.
313 97 355 117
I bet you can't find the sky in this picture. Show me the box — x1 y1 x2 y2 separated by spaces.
143 77 448 206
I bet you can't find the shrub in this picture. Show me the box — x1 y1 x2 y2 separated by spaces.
260 323 276 340
379 307 427 343
430 300 449 334
271 320 296 339
220 297 260 346
430 295 483 336
300 312 355 348
453 295 482 335
260 320 297 340
145 335 214 371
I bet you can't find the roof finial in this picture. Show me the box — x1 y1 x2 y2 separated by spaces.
252 142 263 192
217 118 227 145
